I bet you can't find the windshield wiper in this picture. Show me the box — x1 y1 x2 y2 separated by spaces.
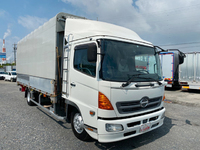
122 74 162 88
135 76 162 86
121 74 142 87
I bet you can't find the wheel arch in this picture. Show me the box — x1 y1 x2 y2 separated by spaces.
66 100 81 123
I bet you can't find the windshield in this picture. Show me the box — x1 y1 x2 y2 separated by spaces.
100 39 162 82
11 72 17 75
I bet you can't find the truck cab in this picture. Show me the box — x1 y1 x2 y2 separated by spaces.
62 19 165 142
17 13 165 143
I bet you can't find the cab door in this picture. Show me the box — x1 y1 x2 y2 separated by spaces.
68 42 99 127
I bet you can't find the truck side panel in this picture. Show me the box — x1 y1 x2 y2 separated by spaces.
196 53 200 83
180 53 195 83
17 13 86 95
17 17 57 80
180 52 200 90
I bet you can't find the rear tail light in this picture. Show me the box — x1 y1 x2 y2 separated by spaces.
168 81 172 84
180 82 188 85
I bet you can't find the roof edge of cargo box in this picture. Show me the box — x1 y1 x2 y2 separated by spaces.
64 18 152 46
18 12 86 44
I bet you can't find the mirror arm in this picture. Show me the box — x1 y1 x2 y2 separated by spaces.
96 39 101 48
167 49 186 58
154 46 167 52
154 46 168 54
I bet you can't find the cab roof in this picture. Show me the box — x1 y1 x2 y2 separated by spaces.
65 18 152 45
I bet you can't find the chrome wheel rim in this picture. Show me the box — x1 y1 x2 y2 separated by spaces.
73 113 84 134
27 92 31 102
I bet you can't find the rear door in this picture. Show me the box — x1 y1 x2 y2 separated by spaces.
160 53 174 80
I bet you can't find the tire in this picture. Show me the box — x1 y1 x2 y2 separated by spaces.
71 110 90 141
11 78 13 82
27 90 36 106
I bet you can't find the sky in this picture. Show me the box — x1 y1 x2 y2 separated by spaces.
1 0 200 63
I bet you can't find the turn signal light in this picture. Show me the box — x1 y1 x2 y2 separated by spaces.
98 92 114 110
162 95 165 101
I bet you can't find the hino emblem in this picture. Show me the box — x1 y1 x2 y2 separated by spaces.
140 97 149 108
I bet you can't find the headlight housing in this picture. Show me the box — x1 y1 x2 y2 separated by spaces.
106 124 124 132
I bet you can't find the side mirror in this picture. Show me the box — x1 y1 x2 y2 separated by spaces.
179 52 186 64
87 43 97 62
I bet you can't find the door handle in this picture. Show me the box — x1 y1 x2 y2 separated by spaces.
70 83 76 87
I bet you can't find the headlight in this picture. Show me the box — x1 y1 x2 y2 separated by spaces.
106 124 124 132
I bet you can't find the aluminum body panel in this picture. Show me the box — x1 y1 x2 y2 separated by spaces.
17 16 57 79
17 13 84 80
179 52 200 86
18 74 54 94
30 76 54 94
17 74 30 86
196 53 200 83
17 13 84 94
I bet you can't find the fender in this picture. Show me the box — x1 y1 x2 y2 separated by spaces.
65 99 81 123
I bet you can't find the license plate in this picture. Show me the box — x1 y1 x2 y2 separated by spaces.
166 84 172 87
140 123 151 132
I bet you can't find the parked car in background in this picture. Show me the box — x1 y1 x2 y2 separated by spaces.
0 73 4 80
0 72 8 80
4 71 17 82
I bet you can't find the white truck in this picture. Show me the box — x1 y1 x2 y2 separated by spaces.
17 12 166 143
179 52 200 90
159 50 185 88
4 71 17 82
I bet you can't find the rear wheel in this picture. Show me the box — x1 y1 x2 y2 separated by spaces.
71 110 90 141
27 90 35 106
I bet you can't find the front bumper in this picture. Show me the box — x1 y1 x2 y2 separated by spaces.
11 77 17 81
97 107 165 143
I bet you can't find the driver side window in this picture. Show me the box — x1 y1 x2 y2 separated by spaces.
74 45 96 77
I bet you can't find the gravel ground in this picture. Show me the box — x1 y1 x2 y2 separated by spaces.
165 87 200 107
1 80 200 150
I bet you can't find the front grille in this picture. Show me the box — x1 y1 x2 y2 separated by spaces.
116 96 162 114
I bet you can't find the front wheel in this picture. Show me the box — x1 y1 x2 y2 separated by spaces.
71 111 90 141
